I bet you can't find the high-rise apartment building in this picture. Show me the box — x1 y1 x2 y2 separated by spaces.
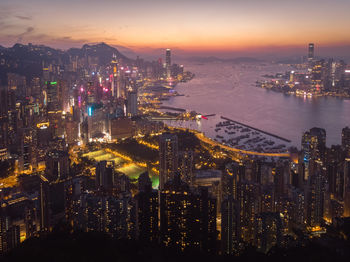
342 126 350 154
95 160 115 190
126 91 138 117
159 133 178 190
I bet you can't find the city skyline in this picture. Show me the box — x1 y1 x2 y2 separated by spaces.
2 1 350 260
1 0 350 58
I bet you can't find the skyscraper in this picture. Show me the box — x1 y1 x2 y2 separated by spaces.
308 43 315 62
39 176 50 232
135 172 158 243
305 164 326 228
237 181 261 242
159 133 178 190
344 158 350 216
160 175 216 252
95 160 115 190
302 127 326 178
165 49 171 79
178 150 194 185
221 196 239 255
45 150 69 183
126 91 138 117
254 212 282 253
342 126 350 154
0 209 20 254
46 81 59 112
0 86 8 160
309 127 326 162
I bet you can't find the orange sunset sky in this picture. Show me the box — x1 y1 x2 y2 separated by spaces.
1 0 350 57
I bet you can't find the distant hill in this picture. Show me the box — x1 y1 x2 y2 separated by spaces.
0 42 131 85
186 56 263 63
67 42 131 64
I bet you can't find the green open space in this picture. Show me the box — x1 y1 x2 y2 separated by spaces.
82 149 159 188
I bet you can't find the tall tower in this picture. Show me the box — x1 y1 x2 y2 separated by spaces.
95 160 115 190
39 176 50 232
305 165 325 228
165 49 171 79
45 150 69 183
308 43 314 62
126 91 138 117
46 81 60 112
344 158 350 216
221 196 239 255
254 212 282 253
135 172 158 242
342 126 350 155
0 86 8 160
309 127 326 162
159 133 178 190
160 176 216 252
178 150 194 185
302 127 326 181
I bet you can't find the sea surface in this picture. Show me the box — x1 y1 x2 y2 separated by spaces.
162 61 350 148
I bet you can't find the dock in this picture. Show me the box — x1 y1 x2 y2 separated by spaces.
159 106 186 112
220 116 291 143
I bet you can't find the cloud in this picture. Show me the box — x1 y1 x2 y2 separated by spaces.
15 15 32 21
16 26 34 42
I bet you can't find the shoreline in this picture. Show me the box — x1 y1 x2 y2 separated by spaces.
258 83 350 100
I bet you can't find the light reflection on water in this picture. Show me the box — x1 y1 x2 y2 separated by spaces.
162 61 350 148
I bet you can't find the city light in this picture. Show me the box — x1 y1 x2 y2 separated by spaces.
1 3 350 259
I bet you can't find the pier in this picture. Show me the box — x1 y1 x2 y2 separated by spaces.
159 106 186 112
220 116 291 143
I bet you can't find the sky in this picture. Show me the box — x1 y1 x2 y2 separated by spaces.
0 0 350 58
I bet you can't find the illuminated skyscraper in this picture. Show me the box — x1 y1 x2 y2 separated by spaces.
65 119 79 145
178 150 194 185
159 133 178 190
20 127 37 171
221 196 239 255
342 126 350 154
39 176 50 232
302 127 326 180
74 192 136 239
46 81 59 112
0 86 8 160
160 175 216 252
165 49 171 79
308 43 315 62
159 176 192 250
254 212 282 253
87 104 106 139
309 127 326 162
223 162 243 200
344 158 350 216
305 164 326 228
237 181 261 242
